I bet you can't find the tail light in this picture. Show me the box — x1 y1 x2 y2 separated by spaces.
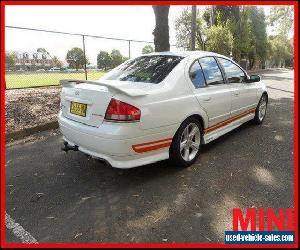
104 98 141 122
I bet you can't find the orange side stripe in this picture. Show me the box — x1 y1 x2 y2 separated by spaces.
132 108 256 153
133 141 172 153
132 138 173 153
133 137 173 147
204 108 256 134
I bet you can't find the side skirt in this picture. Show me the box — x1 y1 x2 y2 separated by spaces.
203 113 255 144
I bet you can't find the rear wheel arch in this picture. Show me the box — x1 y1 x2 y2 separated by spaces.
188 114 205 135
169 115 203 167
262 91 268 103
172 114 205 146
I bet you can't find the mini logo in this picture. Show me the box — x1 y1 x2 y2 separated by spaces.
75 90 80 95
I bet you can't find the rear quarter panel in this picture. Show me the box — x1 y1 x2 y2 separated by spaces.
114 59 209 132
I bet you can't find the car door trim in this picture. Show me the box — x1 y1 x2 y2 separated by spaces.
204 107 256 134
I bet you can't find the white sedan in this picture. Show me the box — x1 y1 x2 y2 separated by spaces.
59 51 268 168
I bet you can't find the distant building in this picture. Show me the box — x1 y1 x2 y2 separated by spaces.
7 51 53 71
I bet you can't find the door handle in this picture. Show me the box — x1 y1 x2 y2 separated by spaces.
203 97 212 101
234 92 240 96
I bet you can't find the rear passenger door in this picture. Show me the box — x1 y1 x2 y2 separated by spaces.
217 57 258 117
189 57 232 127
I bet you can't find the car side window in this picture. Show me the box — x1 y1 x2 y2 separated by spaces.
199 57 224 85
189 60 206 88
218 57 247 83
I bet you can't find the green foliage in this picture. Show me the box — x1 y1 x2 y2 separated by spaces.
142 45 154 54
267 6 294 68
110 49 125 68
248 7 268 68
174 6 278 69
269 6 294 37
206 21 233 57
51 56 62 68
5 52 16 70
214 6 240 26
267 35 293 67
37 48 49 54
174 7 207 50
97 49 127 70
66 47 89 71
97 51 111 70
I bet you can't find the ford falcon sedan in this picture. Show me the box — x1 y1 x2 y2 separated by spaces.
59 51 268 168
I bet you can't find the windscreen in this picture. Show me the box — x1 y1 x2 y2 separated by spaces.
102 55 183 84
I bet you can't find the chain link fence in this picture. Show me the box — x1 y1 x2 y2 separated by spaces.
5 26 185 89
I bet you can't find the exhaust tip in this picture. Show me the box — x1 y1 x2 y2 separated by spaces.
61 141 78 153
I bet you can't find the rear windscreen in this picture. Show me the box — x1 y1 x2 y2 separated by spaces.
103 55 183 84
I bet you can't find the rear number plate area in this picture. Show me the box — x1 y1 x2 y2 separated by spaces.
70 101 87 117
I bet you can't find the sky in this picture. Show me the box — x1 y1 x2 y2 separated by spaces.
5 5 276 65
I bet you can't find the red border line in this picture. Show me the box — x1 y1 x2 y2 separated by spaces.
1 1 298 6
293 0 299 247
1 1 298 249
1 242 297 248
1 1 6 248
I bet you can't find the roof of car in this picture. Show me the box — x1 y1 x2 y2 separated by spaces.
144 51 230 59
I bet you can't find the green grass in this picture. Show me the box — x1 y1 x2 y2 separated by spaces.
5 71 106 89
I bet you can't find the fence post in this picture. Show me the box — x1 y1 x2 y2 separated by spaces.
82 35 87 80
128 40 131 59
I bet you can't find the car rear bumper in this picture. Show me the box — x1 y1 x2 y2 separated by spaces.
58 112 177 168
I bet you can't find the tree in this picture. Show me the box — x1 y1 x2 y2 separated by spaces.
142 45 154 54
267 35 293 68
248 7 267 68
66 47 89 71
97 51 111 70
209 6 267 68
174 6 275 69
37 48 49 54
190 5 197 50
110 49 124 68
206 21 233 57
5 52 16 71
269 6 294 37
175 7 207 50
266 6 294 68
238 8 254 64
152 6 170 52
51 56 62 68
37 48 51 60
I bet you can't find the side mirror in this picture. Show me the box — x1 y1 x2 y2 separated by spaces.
247 74 260 83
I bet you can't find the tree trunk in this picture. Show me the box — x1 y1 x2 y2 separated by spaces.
152 6 170 52
190 6 197 50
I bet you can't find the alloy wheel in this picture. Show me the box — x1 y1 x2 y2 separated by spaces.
180 123 201 162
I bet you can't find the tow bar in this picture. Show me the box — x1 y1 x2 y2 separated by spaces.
61 141 78 153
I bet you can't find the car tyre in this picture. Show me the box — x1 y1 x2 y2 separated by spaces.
169 117 202 168
253 94 268 124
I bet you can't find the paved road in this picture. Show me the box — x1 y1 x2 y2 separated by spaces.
5 69 294 243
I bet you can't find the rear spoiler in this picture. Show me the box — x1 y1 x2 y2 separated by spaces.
60 79 148 97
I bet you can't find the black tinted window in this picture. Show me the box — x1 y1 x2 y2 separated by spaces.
189 60 206 88
103 55 183 84
218 58 246 83
199 57 224 85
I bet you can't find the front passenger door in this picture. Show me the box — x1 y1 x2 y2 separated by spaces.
217 57 257 117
